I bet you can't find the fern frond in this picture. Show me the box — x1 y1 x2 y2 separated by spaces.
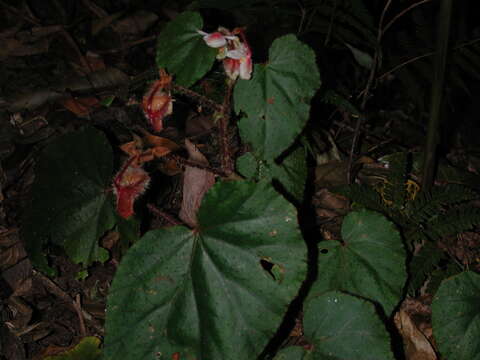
333 184 387 214
425 207 480 241
382 152 408 209
406 184 478 222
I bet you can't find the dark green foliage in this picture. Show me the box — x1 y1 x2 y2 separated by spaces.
334 152 480 294
383 4 480 109
407 242 446 295
321 90 360 116
302 0 376 48
381 152 408 210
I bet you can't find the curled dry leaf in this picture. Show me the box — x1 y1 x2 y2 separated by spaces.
394 308 437 360
179 139 215 228
120 131 179 161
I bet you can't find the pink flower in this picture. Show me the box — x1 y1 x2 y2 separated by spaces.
197 30 227 48
225 42 252 80
223 58 240 80
198 27 252 80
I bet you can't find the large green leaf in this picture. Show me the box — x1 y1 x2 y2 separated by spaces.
432 271 480 360
236 147 307 202
234 34 321 160
275 292 394 360
22 127 115 276
156 12 217 88
310 210 406 315
274 346 312 360
104 180 306 360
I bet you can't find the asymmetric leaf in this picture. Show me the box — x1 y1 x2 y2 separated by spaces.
104 180 306 360
156 12 217 88
310 210 406 315
275 292 394 359
432 271 480 360
234 35 320 160
305 292 393 359
22 127 115 275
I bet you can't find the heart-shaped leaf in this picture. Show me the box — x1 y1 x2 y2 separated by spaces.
22 127 115 275
275 292 395 360
432 271 480 360
156 12 217 88
234 34 320 160
104 180 306 360
310 209 407 315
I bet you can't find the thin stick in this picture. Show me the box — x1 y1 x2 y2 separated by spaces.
382 0 434 36
217 80 235 176
169 154 225 177
73 294 87 337
347 0 391 183
147 204 181 226
172 84 223 113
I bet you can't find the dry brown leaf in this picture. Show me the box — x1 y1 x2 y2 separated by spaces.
179 139 215 228
394 308 437 360
61 97 100 117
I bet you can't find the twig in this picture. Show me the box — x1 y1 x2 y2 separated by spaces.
73 294 87 337
376 37 480 83
96 35 156 55
382 0 434 36
168 154 225 177
147 204 181 226
172 84 223 113
324 0 339 46
217 80 235 176
33 270 75 307
347 0 391 183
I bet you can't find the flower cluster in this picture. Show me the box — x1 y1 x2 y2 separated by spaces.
198 27 252 81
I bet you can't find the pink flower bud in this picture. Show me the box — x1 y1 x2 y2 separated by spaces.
113 157 150 219
197 30 227 48
142 80 173 133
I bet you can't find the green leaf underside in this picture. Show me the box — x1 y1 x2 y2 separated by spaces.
306 292 393 359
156 12 217 88
22 127 115 275
432 271 480 360
236 148 307 202
104 181 306 360
311 210 406 315
235 34 321 160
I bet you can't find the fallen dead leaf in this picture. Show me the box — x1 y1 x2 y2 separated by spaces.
394 307 437 360
179 139 215 228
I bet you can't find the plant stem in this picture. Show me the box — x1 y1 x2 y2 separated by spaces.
218 79 235 176
422 0 452 190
